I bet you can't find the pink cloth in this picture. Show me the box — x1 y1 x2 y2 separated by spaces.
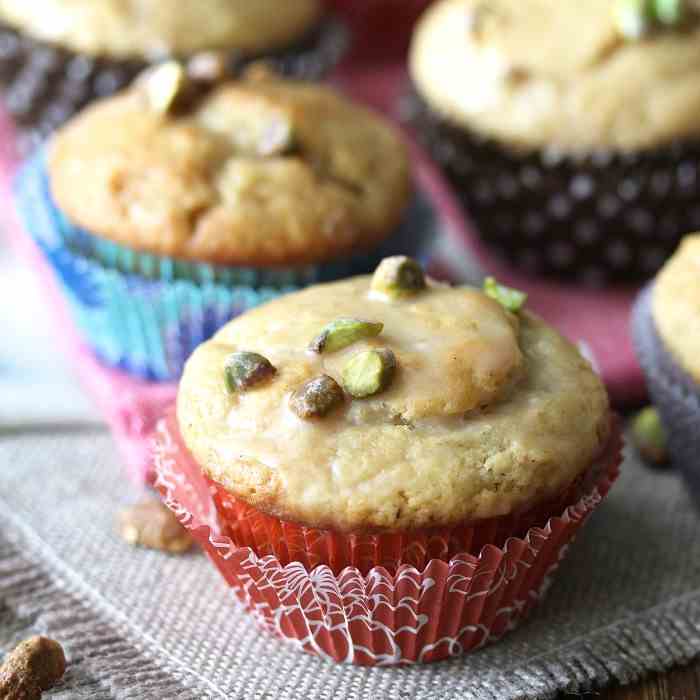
0 4 646 484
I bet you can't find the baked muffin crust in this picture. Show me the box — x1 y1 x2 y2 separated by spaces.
410 0 700 153
177 276 611 531
48 78 412 266
0 0 323 58
653 234 700 382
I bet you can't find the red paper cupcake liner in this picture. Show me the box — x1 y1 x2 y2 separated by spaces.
153 409 622 666
206 473 587 576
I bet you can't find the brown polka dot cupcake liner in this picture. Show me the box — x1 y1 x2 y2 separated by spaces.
403 89 700 286
0 15 349 154
633 285 700 504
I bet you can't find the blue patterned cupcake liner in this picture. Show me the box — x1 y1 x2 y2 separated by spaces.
15 152 433 381
632 286 700 505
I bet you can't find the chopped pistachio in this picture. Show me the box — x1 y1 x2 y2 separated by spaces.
613 0 686 38
483 277 527 313
371 256 426 298
613 0 653 39
187 51 228 83
290 375 344 419
342 348 396 399
309 318 384 354
224 351 276 393
655 0 685 24
139 60 189 115
631 406 670 466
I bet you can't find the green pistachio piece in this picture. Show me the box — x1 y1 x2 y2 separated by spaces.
371 256 426 298
290 375 344 419
341 348 396 399
613 0 686 38
309 318 384 354
613 0 653 38
483 277 527 313
139 61 190 115
631 406 670 466
224 351 276 393
655 0 685 24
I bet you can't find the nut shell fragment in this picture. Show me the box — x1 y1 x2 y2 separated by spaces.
0 636 66 700
118 499 193 554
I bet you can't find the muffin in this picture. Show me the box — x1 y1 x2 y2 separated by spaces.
406 0 700 285
633 234 700 502
155 258 622 664
0 0 348 152
15 70 413 381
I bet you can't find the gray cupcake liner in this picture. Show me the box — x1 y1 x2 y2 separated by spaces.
632 285 700 503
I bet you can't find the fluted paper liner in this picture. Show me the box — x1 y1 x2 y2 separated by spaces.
633 285 700 503
154 409 622 666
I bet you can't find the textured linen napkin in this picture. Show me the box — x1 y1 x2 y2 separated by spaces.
2 429 700 700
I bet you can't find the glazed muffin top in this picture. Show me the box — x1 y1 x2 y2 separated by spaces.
410 0 700 153
0 0 323 59
653 234 700 382
48 71 412 267
177 260 611 532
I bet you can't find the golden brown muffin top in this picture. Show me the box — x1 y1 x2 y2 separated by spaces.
653 234 700 381
410 0 700 153
0 0 323 58
177 271 611 532
48 75 412 267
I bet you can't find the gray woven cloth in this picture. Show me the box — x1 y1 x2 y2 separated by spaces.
2 427 700 700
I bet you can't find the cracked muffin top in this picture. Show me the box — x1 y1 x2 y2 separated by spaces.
177 262 611 532
0 0 323 58
653 234 700 382
47 72 412 266
410 0 700 153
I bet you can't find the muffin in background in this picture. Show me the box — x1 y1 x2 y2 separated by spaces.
156 257 622 664
0 0 348 151
633 234 700 502
15 69 413 381
406 0 700 285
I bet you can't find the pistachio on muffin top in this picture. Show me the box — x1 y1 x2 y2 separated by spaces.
177 260 611 532
410 0 700 153
653 234 700 382
48 71 412 266
0 0 323 58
